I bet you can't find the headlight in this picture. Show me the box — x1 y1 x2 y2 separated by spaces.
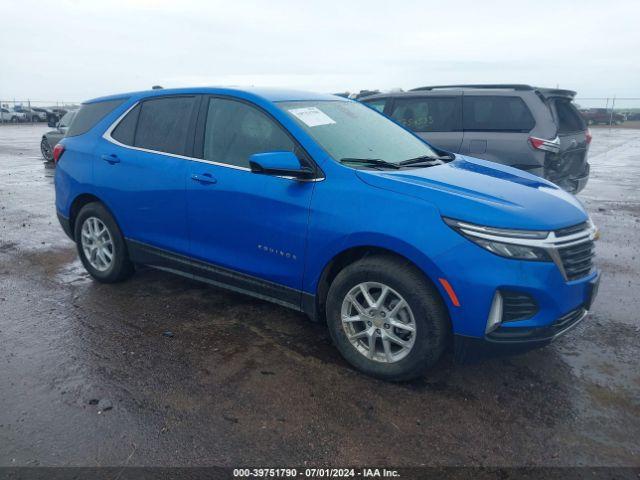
444 217 552 262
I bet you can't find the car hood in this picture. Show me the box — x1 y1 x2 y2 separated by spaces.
355 156 588 230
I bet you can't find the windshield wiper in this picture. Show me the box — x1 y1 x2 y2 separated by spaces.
340 158 400 169
397 154 453 167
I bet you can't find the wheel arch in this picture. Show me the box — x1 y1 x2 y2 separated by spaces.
68 193 121 238
312 244 451 326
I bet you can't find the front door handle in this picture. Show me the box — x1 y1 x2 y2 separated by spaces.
191 173 217 184
101 154 121 164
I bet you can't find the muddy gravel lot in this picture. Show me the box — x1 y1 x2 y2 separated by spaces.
0 124 638 468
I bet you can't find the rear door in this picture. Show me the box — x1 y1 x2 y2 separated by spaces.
460 95 536 170
95 95 197 259
387 94 463 152
546 97 589 190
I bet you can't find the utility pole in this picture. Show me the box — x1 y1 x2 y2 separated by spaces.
609 95 616 127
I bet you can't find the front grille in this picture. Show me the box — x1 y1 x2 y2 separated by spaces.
558 240 595 280
501 291 538 322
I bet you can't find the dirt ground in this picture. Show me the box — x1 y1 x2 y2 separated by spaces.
0 124 638 467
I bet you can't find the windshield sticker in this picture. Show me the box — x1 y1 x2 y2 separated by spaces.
288 107 336 127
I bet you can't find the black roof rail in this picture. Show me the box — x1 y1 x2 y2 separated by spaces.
410 84 534 92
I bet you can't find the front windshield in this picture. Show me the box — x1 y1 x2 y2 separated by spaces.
279 100 439 166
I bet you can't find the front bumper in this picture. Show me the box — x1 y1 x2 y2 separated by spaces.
485 304 588 344
432 222 599 340
452 301 592 363
438 239 600 362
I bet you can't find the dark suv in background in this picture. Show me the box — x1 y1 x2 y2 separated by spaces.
580 108 625 126
361 85 591 193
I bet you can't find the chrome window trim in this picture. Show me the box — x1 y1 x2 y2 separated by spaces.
102 100 323 181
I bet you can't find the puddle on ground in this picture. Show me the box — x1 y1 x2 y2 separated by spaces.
55 258 92 285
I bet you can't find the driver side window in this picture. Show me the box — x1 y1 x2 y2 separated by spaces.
203 98 295 168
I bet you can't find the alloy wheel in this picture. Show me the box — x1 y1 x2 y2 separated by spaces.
80 217 114 272
341 282 416 363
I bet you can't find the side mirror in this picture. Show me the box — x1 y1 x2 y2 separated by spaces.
249 151 314 179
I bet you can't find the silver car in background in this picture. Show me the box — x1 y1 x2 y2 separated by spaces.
40 109 77 161
361 84 591 193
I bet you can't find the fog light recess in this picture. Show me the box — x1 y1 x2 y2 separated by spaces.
486 291 503 334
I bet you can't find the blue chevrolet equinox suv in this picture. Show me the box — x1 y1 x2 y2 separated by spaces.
54 87 600 381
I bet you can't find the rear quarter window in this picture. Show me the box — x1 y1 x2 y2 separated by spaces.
463 96 535 132
111 104 141 145
66 99 126 137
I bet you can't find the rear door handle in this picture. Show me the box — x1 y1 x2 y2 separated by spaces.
191 173 217 184
101 154 121 164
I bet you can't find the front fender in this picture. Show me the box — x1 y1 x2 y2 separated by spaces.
302 170 468 312
308 231 448 293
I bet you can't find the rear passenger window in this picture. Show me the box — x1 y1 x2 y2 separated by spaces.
463 96 535 132
66 99 126 137
364 99 387 113
134 97 196 155
390 97 460 132
111 104 140 145
203 98 294 168
552 99 586 133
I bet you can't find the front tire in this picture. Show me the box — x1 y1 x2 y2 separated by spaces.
74 202 134 283
326 255 449 381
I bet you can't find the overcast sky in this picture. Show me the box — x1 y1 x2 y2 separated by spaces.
1 0 639 104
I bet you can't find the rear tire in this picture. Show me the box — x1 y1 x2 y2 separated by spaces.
40 137 53 161
326 255 449 381
74 202 134 283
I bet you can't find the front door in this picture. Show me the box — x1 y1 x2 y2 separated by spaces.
187 97 315 308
